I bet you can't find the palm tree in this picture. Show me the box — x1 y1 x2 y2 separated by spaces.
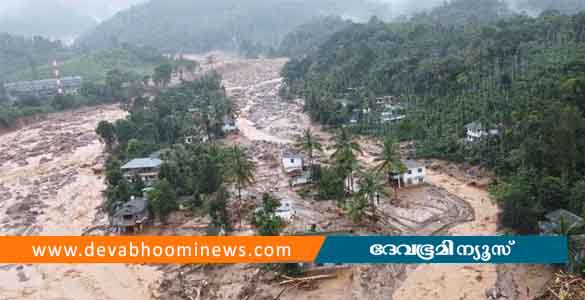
374 137 406 201
330 128 362 194
555 216 585 274
226 146 256 226
353 171 386 222
295 128 323 178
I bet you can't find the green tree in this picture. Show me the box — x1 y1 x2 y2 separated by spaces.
226 146 256 206
539 177 569 211
105 159 123 186
317 166 346 201
96 120 116 150
569 180 585 215
206 186 231 231
295 128 323 177
330 128 362 194
554 216 585 274
353 171 386 221
251 193 284 236
148 179 179 223
51 94 76 110
153 63 173 87
130 175 145 197
374 137 406 200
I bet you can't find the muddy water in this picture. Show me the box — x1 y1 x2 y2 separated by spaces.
0 106 161 300
393 170 499 300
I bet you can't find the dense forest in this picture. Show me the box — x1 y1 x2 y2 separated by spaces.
513 0 585 15
0 34 76 81
96 72 259 231
281 0 585 233
277 16 353 58
76 0 391 54
0 34 166 83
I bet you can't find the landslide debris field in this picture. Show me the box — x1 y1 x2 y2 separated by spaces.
0 55 552 300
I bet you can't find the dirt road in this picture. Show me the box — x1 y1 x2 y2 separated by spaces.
0 105 161 300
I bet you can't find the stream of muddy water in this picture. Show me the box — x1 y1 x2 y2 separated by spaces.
0 106 161 300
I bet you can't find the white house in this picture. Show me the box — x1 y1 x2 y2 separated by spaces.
392 160 426 187
282 151 304 175
184 134 208 145
275 200 296 222
465 122 500 142
221 116 238 133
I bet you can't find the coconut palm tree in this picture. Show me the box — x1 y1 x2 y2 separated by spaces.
295 128 323 177
353 171 386 222
330 128 362 194
227 145 256 205
374 137 406 201
556 216 585 274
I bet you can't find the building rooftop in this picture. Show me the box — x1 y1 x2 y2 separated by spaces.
4 76 82 93
121 158 163 170
112 197 148 218
282 150 303 160
465 121 484 132
403 160 424 169
544 209 583 226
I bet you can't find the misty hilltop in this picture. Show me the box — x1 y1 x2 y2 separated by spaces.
75 0 392 53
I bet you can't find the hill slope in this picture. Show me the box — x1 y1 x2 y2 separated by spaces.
282 0 585 232
76 0 390 53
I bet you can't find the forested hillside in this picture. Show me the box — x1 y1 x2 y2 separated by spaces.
0 34 76 81
282 0 585 232
277 16 353 57
0 34 166 83
76 0 389 54
513 0 585 15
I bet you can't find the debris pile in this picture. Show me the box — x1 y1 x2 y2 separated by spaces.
535 272 585 300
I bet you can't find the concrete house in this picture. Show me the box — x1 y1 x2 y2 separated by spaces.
465 122 500 143
381 104 406 123
282 151 304 175
111 196 150 233
222 116 238 133
539 209 584 235
4 76 82 101
376 95 400 107
392 160 426 187
121 158 163 186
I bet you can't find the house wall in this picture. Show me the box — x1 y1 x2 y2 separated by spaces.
282 157 303 173
393 167 426 186
123 168 160 186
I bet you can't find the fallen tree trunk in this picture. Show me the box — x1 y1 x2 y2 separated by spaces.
279 274 337 285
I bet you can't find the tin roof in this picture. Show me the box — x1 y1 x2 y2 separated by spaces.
113 197 148 218
403 160 424 169
121 158 162 170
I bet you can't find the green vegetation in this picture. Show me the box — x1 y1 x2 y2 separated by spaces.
281 0 585 233
0 33 75 81
99 71 258 229
76 0 391 54
251 193 285 236
4 44 167 83
277 16 353 57
0 41 175 129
